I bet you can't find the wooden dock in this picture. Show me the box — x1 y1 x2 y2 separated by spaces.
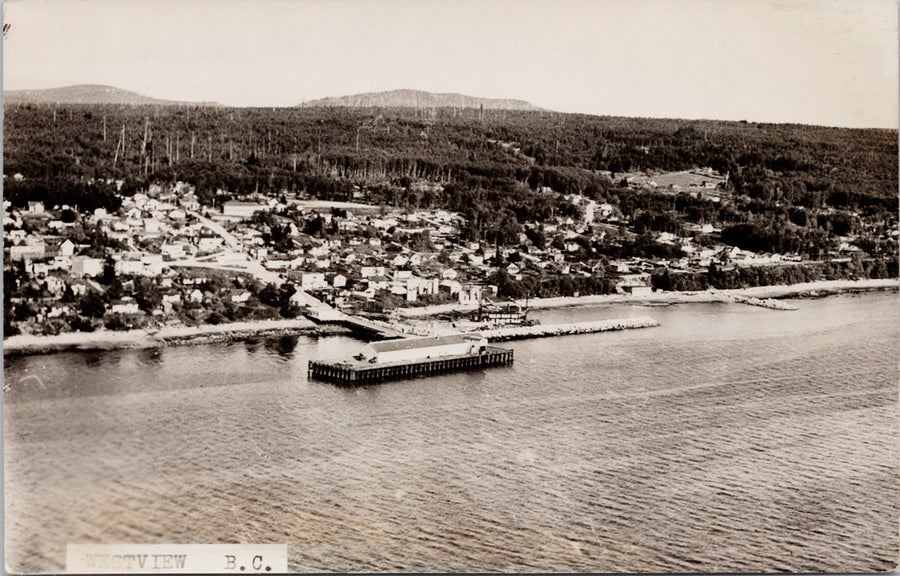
308 346 513 385
304 308 406 340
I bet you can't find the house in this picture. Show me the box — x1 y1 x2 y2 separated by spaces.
300 272 328 290
197 235 224 252
27 201 44 214
29 262 50 277
230 290 252 303
161 244 186 260
162 292 182 305
58 239 77 257
393 270 413 281
441 268 458 280
506 263 521 276
188 289 204 303
47 304 72 318
141 254 165 276
110 299 140 314
51 255 72 271
622 285 653 297
264 256 291 270
332 274 347 289
360 266 385 278
115 259 144 275
72 256 104 277
6 229 27 243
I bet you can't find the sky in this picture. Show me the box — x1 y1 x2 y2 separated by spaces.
2 0 898 128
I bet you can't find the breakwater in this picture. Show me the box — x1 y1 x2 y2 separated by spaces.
732 295 798 311
477 316 659 342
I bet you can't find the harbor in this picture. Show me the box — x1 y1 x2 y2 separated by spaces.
307 316 661 385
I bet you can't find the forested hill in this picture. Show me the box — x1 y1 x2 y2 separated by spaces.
3 103 897 253
2 85 220 106
304 89 541 111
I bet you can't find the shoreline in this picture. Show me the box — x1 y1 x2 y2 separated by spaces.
4 278 896 356
2 318 352 356
397 278 899 317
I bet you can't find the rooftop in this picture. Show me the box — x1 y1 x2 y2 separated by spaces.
370 333 483 353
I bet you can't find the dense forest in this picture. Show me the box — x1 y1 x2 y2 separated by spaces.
3 103 898 254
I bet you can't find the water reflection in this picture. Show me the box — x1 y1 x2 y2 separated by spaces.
265 335 299 358
138 347 164 365
244 338 262 354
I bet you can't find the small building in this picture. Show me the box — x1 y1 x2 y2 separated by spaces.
360 266 385 278
301 272 328 290
230 289 252 303
361 334 487 364
58 239 77 257
110 299 140 314
72 256 104 277
197 235 224 252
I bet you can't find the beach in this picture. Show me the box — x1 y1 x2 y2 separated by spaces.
4 278 896 355
3 317 323 355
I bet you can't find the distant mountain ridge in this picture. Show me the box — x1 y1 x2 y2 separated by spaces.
3 84 220 106
303 89 542 111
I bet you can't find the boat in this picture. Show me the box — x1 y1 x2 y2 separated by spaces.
471 298 539 327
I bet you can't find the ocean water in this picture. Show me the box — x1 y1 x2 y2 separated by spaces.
4 291 898 572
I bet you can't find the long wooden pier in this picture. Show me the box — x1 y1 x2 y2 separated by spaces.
304 308 406 340
308 346 513 385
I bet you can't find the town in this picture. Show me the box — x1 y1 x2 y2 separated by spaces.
5 164 896 338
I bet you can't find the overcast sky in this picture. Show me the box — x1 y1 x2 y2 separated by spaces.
2 0 897 128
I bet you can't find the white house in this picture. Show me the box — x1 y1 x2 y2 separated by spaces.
360 266 385 278
110 299 140 314
301 272 328 290
58 239 77 257
72 256 104 277
230 290 252 303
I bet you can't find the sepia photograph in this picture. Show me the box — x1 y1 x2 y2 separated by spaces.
2 0 898 572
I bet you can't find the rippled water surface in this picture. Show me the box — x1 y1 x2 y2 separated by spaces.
4 292 898 572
